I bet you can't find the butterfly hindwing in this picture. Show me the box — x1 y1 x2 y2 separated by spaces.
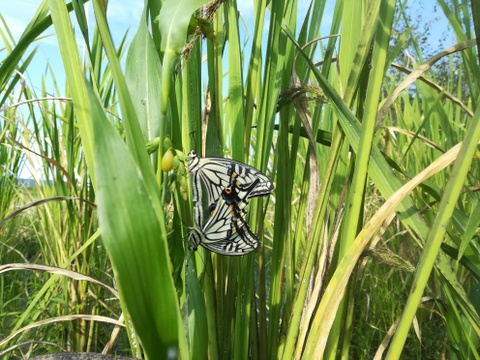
200 221 259 256
188 180 261 256
197 180 256 243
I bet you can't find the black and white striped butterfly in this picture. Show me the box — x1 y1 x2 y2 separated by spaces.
187 150 273 211
189 180 260 256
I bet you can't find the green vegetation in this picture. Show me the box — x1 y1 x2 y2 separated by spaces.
1 0 479 358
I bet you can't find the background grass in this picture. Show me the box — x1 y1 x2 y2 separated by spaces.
1 0 480 358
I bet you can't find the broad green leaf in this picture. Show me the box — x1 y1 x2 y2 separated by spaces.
125 20 162 142
88 82 184 358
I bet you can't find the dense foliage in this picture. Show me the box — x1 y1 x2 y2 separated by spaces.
1 0 479 359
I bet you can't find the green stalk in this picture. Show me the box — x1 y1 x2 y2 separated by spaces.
225 0 245 159
335 0 394 358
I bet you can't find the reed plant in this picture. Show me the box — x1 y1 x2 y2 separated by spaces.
1 0 479 359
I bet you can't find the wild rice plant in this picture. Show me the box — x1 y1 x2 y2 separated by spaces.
0 0 479 359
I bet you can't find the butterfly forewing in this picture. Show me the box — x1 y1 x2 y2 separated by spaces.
197 165 232 206
187 150 273 208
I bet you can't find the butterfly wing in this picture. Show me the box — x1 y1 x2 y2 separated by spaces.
195 196 260 256
189 180 261 256
188 194 240 252
200 221 259 256
187 150 273 208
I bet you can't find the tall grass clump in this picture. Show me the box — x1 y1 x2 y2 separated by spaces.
1 0 479 359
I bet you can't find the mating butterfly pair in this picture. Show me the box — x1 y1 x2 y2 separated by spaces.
187 150 273 256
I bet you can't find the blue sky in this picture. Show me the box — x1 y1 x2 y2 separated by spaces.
1 0 453 96
1 0 143 94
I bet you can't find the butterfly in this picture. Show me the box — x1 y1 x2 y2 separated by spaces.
189 180 260 256
187 150 273 211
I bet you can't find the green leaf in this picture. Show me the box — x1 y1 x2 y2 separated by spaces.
88 82 184 358
157 0 210 113
158 0 208 54
185 257 208 358
125 20 163 142
458 198 480 259
48 0 95 181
